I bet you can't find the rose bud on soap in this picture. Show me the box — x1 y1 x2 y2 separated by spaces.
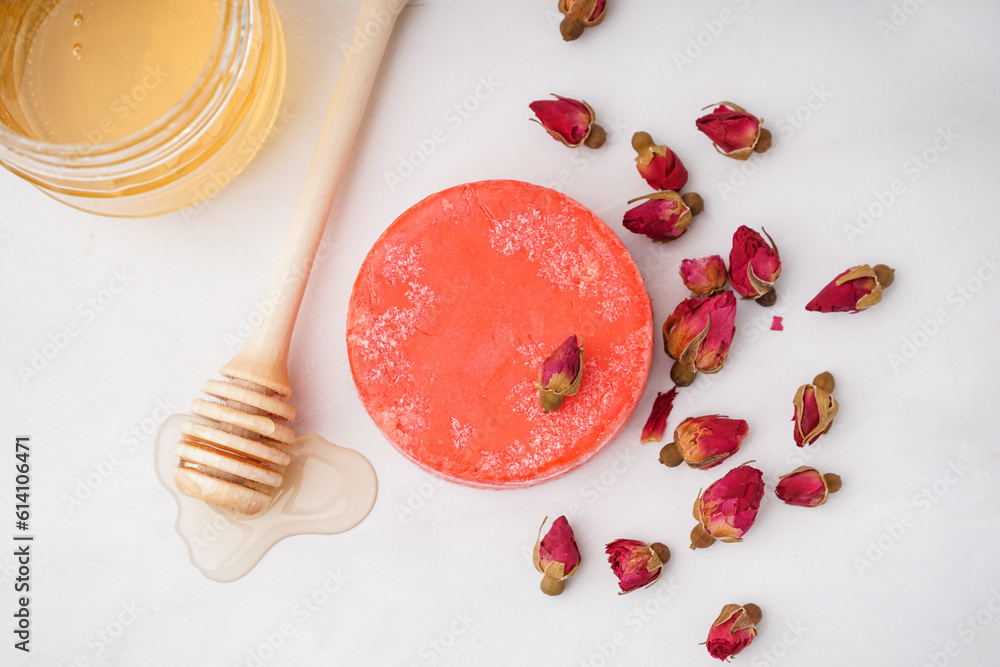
640 387 678 444
696 102 772 160
535 335 584 412
706 603 762 661
793 371 838 447
680 255 728 297
557 0 607 41
805 264 895 313
663 291 737 387
605 539 671 595
775 467 842 508
631 131 689 191
729 226 781 306
659 415 749 470
533 516 582 595
529 95 606 149
690 463 765 549
623 191 704 243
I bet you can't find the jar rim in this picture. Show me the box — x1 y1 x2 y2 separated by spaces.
0 0 245 166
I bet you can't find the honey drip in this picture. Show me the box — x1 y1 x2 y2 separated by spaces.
155 414 378 582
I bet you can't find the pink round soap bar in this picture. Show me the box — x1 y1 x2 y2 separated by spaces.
347 180 653 488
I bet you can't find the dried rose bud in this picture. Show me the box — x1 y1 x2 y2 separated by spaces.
696 101 772 160
662 291 737 387
622 191 703 243
793 371 838 447
691 463 765 549
533 516 582 595
680 255 728 297
605 539 671 595
640 387 677 444
706 603 762 661
729 226 781 306
529 95 606 149
557 0 607 41
535 335 583 412
805 264 895 313
775 466 842 507
631 131 689 191
659 415 749 470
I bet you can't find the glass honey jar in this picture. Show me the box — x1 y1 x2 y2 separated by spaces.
0 0 286 217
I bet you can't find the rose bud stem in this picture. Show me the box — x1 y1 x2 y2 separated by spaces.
690 524 716 550
659 442 683 467
540 575 565 596
670 361 697 387
874 264 895 288
756 287 777 307
584 124 606 148
813 371 835 393
539 391 565 413
744 603 763 625
823 473 843 493
681 192 704 215
560 16 584 40
632 131 654 153
670 364 697 387
754 129 772 154
650 542 671 565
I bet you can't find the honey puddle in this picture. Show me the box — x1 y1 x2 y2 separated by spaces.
155 414 377 582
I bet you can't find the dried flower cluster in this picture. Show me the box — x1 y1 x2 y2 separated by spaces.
623 131 704 243
532 515 673 597
522 52 891 658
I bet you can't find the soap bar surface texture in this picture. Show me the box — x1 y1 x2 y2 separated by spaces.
347 180 653 488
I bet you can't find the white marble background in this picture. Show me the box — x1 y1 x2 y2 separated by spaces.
2 0 999 665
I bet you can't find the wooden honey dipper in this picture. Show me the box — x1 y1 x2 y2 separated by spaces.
173 0 408 515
